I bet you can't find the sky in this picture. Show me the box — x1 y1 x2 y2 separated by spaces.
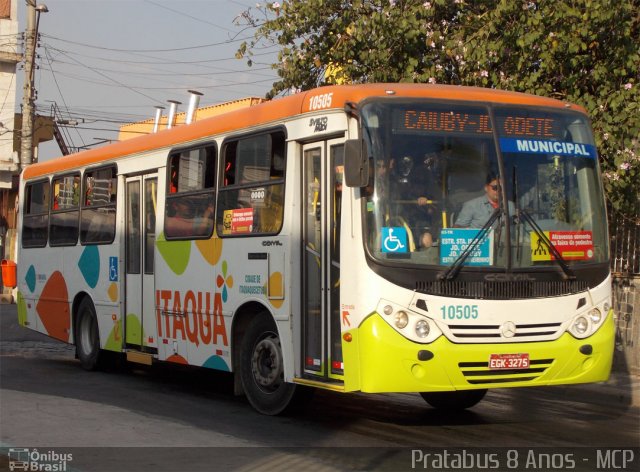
16 0 280 161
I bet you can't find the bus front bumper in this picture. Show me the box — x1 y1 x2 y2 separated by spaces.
342 311 615 393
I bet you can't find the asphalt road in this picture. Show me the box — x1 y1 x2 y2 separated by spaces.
1 303 638 472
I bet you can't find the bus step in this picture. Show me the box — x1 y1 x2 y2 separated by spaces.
293 377 345 392
126 351 153 366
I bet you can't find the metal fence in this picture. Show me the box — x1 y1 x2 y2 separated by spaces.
609 205 640 276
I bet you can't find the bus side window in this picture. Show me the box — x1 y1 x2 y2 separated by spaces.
80 165 117 245
216 130 286 236
50 173 80 246
164 144 216 240
22 179 50 248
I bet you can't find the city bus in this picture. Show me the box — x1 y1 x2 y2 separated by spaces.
16 84 614 415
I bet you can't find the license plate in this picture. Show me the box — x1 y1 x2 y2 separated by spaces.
489 353 530 370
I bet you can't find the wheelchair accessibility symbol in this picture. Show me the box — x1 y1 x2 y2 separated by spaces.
382 227 408 253
109 257 119 282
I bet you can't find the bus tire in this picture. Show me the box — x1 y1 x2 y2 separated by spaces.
240 315 297 415
75 297 102 371
420 389 487 410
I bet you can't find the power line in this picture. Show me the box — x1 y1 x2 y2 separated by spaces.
42 32 253 53
43 43 278 66
142 0 238 34
43 52 275 78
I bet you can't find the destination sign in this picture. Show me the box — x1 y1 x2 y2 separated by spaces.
397 108 564 139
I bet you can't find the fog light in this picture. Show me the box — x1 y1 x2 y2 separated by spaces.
589 308 602 324
415 320 430 338
394 311 409 329
573 316 589 335
383 305 393 316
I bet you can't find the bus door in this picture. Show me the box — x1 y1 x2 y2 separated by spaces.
302 139 345 380
124 174 158 353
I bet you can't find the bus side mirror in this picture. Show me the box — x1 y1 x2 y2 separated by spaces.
344 139 369 188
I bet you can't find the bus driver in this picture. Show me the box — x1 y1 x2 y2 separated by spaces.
455 171 514 228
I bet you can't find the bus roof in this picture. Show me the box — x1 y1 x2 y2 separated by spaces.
23 83 585 180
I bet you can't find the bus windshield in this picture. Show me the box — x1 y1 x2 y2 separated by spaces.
361 100 608 270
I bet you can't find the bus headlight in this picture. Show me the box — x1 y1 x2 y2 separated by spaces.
568 300 609 340
415 319 430 338
376 300 443 344
589 308 602 324
570 315 590 338
395 311 409 329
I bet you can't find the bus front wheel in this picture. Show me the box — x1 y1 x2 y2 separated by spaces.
240 316 297 415
420 389 487 410
75 297 101 371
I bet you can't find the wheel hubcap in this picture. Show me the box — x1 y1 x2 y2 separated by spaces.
251 334 283 391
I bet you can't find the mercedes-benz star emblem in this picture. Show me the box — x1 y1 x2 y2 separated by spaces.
501 321 517 338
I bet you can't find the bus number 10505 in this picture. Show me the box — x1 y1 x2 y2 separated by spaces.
440 304 479 320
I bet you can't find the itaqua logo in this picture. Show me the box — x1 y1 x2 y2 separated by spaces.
8 448 73 471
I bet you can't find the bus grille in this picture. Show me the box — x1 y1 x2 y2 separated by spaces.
449 322 562 341
416 280 588 300
459 359 554 384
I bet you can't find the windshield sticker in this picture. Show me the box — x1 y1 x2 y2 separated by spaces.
382 227 408 253
440 228 494 266
531 231 594 261
222 208 254 235
500 138 597 159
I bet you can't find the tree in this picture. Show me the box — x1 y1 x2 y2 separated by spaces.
237 0 639 218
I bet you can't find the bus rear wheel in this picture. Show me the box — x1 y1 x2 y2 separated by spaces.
240 316 298 415
420 389 487 410
75 297 102 371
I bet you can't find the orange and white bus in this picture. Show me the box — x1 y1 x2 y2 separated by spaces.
16 84 614 414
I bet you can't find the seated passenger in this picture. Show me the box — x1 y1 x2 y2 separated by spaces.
166 198 214 237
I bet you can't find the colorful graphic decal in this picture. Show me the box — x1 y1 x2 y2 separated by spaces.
125 313 142 345
195 237 223 266
108 282 119 302
202 355 229 371
36 271 70 342
104 315 123 352
531 231 594 261
25 265 36 293
216 260 234 302
166 354 188 365
156 232 191 275
78 245 100 288
267 272 284 309
17 291 27 326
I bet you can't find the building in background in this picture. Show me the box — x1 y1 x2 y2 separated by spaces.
118 97 266 141
0 0 20 188
0 0 53 300
0 0 21 276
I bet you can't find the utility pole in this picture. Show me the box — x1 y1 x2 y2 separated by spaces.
19 1 47 170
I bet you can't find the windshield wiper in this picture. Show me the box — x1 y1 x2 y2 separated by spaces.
512 167 522 262
518 209 575 280
439 208 502 281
